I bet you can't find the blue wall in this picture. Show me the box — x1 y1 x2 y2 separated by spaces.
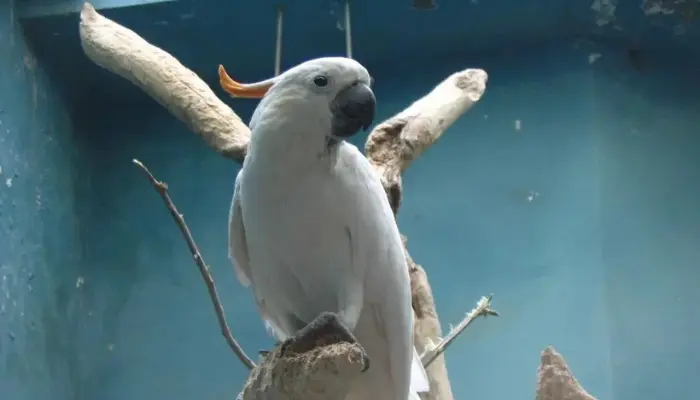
0 1 86 399
594 42 700 400
3 0 700 399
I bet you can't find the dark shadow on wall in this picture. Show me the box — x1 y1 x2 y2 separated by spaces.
0 3 91 399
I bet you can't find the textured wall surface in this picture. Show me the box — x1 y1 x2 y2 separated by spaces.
3 0 700 399
0 1 85 399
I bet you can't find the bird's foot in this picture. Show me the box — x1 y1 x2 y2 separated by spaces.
280 312 370 371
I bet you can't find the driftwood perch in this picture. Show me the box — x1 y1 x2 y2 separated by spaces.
79 2 249 162
536 346 598 400
239 312 370 400
78 3 509 399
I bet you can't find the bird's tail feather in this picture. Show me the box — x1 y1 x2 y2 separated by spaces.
409 347 430 395
409 392 423 400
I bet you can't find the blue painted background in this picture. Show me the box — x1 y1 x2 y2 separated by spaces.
2 0 700 399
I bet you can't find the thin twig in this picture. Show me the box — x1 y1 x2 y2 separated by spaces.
132 158 256 370
421 295 499 367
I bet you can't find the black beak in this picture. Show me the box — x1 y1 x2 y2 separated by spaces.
330 81 376 138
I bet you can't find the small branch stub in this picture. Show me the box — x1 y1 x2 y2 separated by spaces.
421 295 499 367
536 346 598 400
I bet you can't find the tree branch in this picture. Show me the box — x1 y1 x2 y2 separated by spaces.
79 3 249 162
365 67 488 214
131 158 256 370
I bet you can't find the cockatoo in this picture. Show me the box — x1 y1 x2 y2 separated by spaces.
220 57 430 400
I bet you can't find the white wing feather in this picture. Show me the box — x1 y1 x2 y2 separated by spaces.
410 344 430 394
342 145 431 399
228 171 252 287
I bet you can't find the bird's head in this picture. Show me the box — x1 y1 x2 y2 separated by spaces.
218 57 376 149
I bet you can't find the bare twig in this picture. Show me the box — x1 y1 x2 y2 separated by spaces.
421 295 499 367
132 158 256 370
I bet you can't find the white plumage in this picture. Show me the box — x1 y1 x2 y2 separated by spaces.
223 57 430 400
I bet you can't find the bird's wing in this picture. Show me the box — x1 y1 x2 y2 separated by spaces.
342 144 430 397
228 172 252 287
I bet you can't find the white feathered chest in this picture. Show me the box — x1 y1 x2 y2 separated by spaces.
237 141 402 337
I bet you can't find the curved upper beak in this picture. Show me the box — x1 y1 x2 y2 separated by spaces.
218 64 275 98
330 81 376 138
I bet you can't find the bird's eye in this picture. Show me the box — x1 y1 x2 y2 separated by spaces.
313 75 329 87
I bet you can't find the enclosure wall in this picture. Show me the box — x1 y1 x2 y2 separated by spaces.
0 3 85 400
593 42 700 400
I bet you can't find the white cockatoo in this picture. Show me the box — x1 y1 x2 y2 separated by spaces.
219 57 430 400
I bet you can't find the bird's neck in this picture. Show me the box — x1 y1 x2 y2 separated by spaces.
246 124 337 177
